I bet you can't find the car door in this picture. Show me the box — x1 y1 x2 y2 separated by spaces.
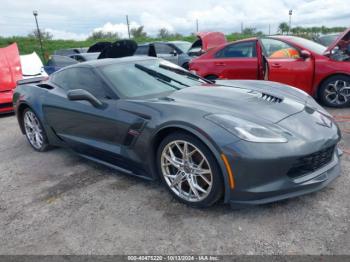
154 43 179 65
42 67 143 170
211 41 259 79
260 38 314 93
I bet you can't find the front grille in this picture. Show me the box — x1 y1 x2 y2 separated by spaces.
0 103 13 109
261 93 283 103
287 146 335 178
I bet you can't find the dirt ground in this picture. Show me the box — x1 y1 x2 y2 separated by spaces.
0 107 349 255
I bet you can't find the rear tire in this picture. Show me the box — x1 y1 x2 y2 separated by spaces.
22 108 50 152
157 132 224 208
318 75 350 108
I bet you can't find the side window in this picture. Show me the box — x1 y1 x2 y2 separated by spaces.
215 41 257 58
52 68 109 99
154 43 174 54
135 45 149 55
261 38 300 59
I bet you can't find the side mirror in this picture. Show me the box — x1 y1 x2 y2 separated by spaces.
300 50 311 59
67 89 104 108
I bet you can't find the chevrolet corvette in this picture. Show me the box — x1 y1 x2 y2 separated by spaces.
14 57 342 208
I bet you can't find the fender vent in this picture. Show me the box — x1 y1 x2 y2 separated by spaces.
261 93 283 103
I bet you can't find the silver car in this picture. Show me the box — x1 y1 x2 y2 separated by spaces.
134 41 192 69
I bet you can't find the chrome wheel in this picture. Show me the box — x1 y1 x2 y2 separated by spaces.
160 140 213 202
324 80 350 106
24 110 44 150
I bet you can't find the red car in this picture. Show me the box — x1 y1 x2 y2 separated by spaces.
0 43 22 113
189 28 350 107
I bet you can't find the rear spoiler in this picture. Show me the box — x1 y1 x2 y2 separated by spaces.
17 76 48 86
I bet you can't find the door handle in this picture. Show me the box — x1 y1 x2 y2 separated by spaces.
271 63 281 68
215 62 226 66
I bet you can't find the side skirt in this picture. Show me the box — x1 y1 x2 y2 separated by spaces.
77 153 154 181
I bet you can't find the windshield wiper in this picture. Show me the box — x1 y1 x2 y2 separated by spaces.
135 64 190 88
159 64 214 84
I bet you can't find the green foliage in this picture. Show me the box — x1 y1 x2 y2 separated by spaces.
130 26 147 39
87 31 119 41
157 28 183 39
278 22 290 34
27 29 53 40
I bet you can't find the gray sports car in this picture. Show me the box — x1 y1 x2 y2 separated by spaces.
13 57 342 208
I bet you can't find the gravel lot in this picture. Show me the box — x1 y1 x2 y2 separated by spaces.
0 107 349 255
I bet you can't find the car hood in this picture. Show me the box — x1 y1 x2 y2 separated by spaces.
20 52 48 78
161 80 319 124
325 27 350 54
191 32 227 52
0 43 22 92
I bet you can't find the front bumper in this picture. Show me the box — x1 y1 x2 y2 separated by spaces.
222 139 341 208
0 90 14 114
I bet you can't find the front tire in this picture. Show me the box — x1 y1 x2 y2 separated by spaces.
157 132 223 208
22 108 50 152
318 75 350 107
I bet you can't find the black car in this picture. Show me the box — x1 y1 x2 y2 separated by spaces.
14 57 342 208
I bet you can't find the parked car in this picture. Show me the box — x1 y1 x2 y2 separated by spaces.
44 53 100 74
135 41 192 69
14 57 341 208
44 55 78 75
53 47 88 56
189 28 350 107
69 52 100 62
134 33 227 69
0 43 22 114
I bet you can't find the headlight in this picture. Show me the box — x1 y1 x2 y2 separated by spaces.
205 114 288 143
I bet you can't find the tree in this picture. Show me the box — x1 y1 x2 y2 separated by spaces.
242 27 256 35
130 26 147 38
278 22 289 35
87 31 119 40
28 29 53 40
158 28 171 39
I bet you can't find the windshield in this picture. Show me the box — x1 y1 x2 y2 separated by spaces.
172 42 191 53
288 36 327 54
99 59 208 99
318 35 339 47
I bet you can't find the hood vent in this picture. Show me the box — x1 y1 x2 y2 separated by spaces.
261 93 283 103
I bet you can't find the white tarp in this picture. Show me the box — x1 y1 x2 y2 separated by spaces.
20 52 48 79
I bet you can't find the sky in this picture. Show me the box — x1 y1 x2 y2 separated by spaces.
0 0 349 40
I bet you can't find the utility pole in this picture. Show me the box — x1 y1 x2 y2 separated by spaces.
126 15 130 39
268 24 271 35
33 10 45 63
241 22 243 33
196 19 199 32
288 10 293 35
